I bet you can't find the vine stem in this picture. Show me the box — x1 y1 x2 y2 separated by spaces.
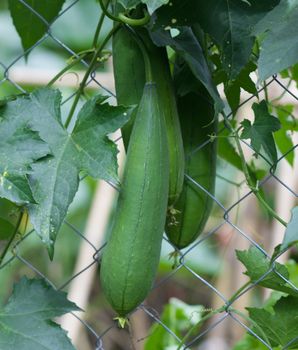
98 0 150 26
48 1 111 88
64 23 120 129
118 12 150 27
0 211 24 267
47 53 91 87
224 117 287 227
93 0 111 48
227 281 251 305
264 80 269 103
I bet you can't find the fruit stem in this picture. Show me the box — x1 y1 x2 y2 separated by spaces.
65 23 120 129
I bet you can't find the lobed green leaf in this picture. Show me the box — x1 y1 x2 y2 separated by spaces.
1 88 134 257
240 101 281 166
0 277 79 350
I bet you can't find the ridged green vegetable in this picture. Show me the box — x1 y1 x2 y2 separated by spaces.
100 83 169 317
166 81 217 249
112 25 145 147
112 26 184 204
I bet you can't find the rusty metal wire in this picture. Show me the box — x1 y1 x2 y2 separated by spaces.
0 1 297 349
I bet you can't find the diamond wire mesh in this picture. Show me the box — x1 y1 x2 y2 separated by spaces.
0 1 297 349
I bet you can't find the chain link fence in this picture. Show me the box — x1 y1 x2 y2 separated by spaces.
0 1 298 349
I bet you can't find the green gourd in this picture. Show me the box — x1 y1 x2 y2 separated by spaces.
100 83 169 318
166 67 217 249
112 24 145 148
112 26 184 205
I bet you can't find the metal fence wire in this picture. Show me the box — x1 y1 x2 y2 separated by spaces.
0 1 298 349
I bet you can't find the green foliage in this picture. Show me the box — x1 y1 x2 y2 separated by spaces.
157 0 278 78
236 246 298 297
274 104 297 166
280 207 298 251
117 0 139 9
248 296 298 349
240 101 281 165
142 0 169 14
225 61 257 112
0 277 79 350
254 0 298 80
153 0 201 28
0 199 20 240
217 122 243 172
200 0 274 77
118 0 169 13
233 334 271 350
235 260 298 349
8 0 65 52
0 218 15 241
0 88 133 256
144 298 203 350
150 27 224 115
0 100 50 204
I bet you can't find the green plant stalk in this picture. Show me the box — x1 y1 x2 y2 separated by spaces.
227 281 251 305
98 0 120 22
65 24 120 129
98 0 150 26
264 81 269 103
48 2 110 88
93 0 111 47
225 117 287 227
47 54 90 87
0 212 24 267
118 12 150 26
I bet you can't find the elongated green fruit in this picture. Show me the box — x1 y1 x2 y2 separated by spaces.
100 83 169 317
113 27 184 205
148 41 184 205
112 25 145 147
166 84 217 249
